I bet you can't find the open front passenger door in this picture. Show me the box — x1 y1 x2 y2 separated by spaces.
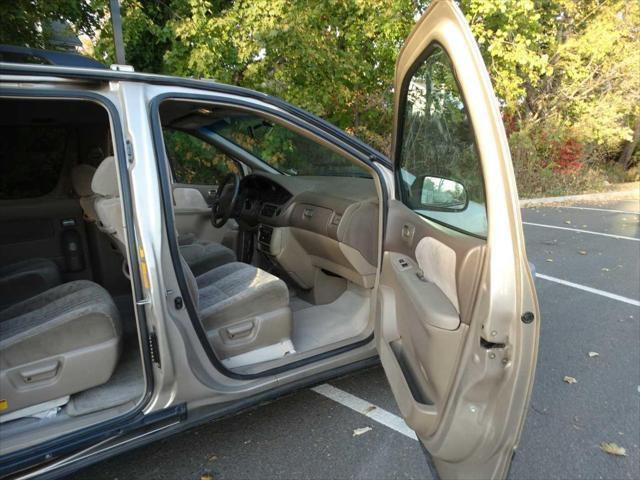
376 1 539 478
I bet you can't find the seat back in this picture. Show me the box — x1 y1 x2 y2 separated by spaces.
180 256 200 310
92 156 127 255
70 164 98 222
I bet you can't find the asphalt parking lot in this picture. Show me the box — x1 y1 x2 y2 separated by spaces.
76 198 640 480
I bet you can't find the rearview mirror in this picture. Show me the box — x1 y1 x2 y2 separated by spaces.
416 175 468 211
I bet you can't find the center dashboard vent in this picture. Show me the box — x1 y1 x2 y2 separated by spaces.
261 204 278 217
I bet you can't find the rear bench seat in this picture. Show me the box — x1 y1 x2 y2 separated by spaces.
0 280 121 418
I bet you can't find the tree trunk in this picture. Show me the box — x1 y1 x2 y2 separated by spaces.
618 118 640 169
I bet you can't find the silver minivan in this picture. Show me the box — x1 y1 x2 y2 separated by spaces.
0 2 539 478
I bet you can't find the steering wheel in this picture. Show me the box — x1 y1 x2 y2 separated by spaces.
210 173 240 228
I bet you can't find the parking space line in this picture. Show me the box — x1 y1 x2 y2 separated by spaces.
523 221 640 242
536 273 640 307
311 383 418 440
546 205 640 215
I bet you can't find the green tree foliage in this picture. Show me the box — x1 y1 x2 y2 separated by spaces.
0 0 103 49
508 0 640 193
7 0 639 194
163 129 237 184
539 1 639 150
96 0 423 153
460 0 557 112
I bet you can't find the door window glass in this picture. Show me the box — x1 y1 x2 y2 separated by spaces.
398 44 487 237
163 129 238 185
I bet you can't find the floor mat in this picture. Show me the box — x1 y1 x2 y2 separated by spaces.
291 285 370 352
290 295 313 312
66 346 144 417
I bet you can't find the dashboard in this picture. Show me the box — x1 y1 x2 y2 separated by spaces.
237 174 293 226
236 172 380 289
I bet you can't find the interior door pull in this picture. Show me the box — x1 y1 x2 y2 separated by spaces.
401 223 415 245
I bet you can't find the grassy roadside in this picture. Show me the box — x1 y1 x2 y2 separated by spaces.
515 162 638 199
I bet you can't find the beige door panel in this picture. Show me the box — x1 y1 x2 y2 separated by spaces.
378 200 484 440
378 253 467 437
173 185 237 247
385 200 485 324
380 202 539 479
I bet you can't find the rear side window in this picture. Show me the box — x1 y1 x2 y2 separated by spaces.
0 126 67 199
397 44 487 238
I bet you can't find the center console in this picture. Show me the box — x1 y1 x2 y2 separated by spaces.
258 224 274 253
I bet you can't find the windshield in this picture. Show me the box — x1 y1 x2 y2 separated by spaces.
204 114 370 178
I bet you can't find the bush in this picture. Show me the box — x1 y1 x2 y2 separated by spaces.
509 123 624 198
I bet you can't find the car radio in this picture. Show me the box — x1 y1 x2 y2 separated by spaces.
258 224 274 253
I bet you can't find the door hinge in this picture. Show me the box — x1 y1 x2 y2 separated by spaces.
148 331 161 366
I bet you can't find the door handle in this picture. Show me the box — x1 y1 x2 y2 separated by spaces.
401 223 415 245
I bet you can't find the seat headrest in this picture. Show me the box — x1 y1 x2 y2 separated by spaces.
91 156 119 197
71 164 97 197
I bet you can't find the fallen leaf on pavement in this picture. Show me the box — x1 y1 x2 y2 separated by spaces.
353 427 372 436
565 220 571 224
572 416 584 430
546 258 554 262
601 267 610 272
579 250 587 255
201 474 215 480
563 376 577 384
362 405 376 414
588 351 599 358
600 442 627 456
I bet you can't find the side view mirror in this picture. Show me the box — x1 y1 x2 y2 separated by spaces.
415 175 468 211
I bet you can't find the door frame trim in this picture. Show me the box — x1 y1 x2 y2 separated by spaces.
149 91 389 380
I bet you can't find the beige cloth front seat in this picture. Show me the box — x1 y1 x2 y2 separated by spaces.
81 157 235 271
0 280 121 416
181 260 293 363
